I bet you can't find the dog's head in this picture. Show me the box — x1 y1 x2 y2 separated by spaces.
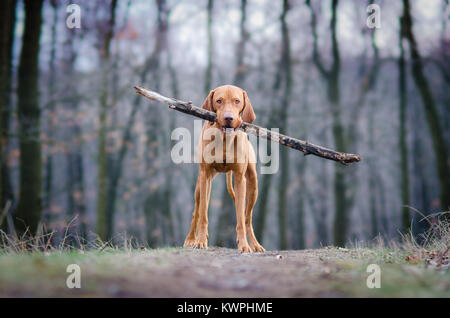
201 85 255 134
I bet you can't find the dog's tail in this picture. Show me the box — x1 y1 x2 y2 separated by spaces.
226 171 236 202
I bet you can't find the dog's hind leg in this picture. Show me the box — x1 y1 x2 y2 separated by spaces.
245 163 265 252
184 173 200 247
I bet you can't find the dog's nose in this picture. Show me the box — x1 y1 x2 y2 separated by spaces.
224 112 234 124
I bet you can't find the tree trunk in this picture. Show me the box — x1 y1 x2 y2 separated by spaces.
204 0 214 95
276 0 292 250
296 159 306 249
140 0 170 246
96 0 117 241
0 0 16 230
254 171 272 243
328 0 348 247
316 159 330 245
411 103 431 237
294 70 312 249
398 18 410 232
44 0 58 228
167 44 181 243
307 0 348 246
254 32 287 245
368 104 378 238
347 24 381 239
64 26 87 240
15 0 44 236
144 191 159 247
401 0 450 216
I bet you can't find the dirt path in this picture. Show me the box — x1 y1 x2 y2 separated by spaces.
1 247 448 297
115 247 345 297
0 247 360 297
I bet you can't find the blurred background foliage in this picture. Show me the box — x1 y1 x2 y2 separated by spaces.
0 0 449 250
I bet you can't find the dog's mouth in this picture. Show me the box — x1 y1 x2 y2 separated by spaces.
221 126 237 134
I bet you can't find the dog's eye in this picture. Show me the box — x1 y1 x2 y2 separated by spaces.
216 99 222 104
234 100 240 104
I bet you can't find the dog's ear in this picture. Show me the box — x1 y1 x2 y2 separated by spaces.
201 90 215 112
241 90 256 123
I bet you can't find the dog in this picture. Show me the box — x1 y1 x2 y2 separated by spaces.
183 85 265 253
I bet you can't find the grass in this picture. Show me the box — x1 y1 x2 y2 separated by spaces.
313 245 450 297
0 214 448 297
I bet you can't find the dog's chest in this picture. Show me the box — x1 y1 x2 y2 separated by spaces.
211 161 234 172
200 130 248 166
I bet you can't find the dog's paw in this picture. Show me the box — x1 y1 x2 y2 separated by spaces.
193 237 208 249
183 237 196 248
250 242 265 253
238 242 252 253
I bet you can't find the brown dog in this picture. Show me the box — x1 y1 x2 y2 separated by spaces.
183 85 265 253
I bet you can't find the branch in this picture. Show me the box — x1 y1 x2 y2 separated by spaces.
134 86 361 166
306 0 330 78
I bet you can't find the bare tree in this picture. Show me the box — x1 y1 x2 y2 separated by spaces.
64 12 87 241
0 0 16 226
398 14 410 232
276 0 293 250
96 0 118 240
401 0 450 216
15 0 44 235
307 0 350 246
43 0 59 228
204 0 214 95
142 0 171 246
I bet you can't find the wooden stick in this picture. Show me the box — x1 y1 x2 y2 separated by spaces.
134 86 361 165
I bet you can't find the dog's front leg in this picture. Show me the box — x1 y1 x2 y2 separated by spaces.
235 174 251 253
194 169 212 249
183 174 200 247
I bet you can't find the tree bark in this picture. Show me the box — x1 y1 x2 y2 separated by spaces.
204 0 214 95
296 158 307 249
254 168 272 244
309 155 330 246
140 0 171 247
15 0 44 235
96 0 117 241
254 15 291 244
276 0 292 250
0 0 16 230
368 103 378 238
43 0 58 228
398 16 410 232
294 67 312 249
307 0 350 246
64 22 87 240
401 0 450 216
166 37 181 244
